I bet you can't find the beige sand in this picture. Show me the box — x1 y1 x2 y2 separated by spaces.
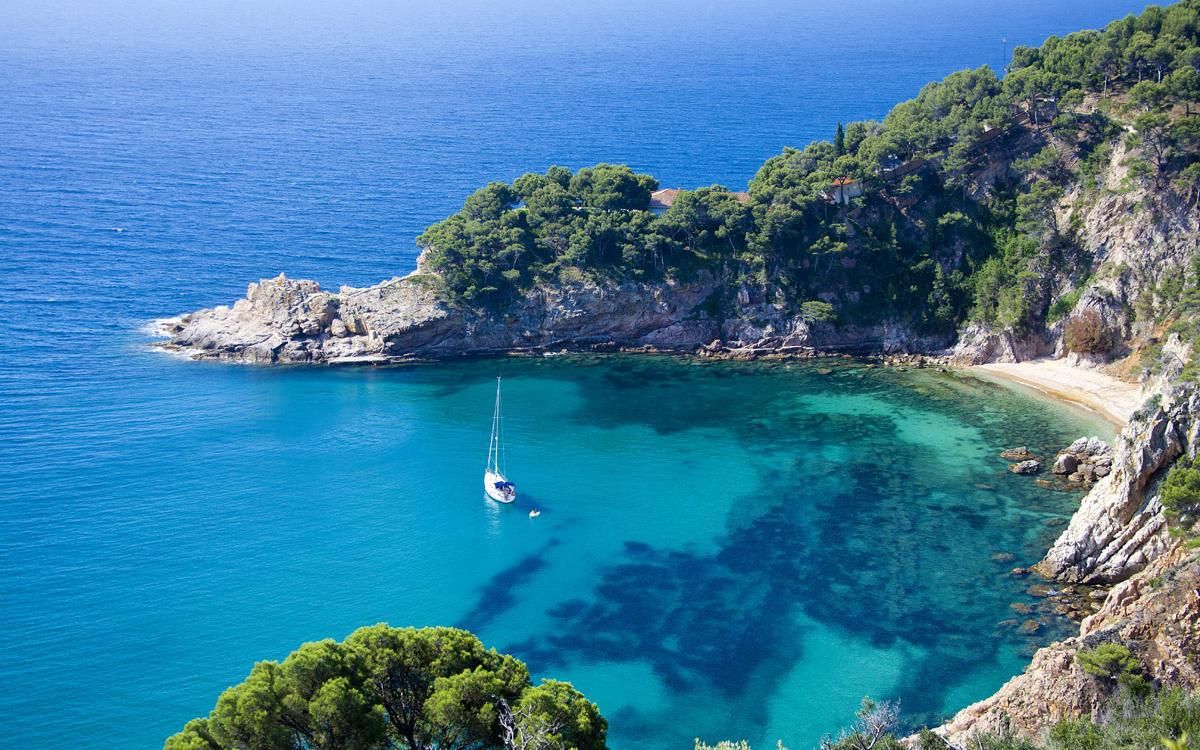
973 358 1147 427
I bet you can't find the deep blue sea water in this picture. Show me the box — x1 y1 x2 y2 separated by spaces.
0 2 1150 748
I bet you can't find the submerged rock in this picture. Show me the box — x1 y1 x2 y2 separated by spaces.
1010 459 1042 475
1001 447 1032 460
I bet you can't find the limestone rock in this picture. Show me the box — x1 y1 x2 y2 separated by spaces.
160 267 957 364
1010 460 1042 475
1037 386 1200 585
1053 454 1079 475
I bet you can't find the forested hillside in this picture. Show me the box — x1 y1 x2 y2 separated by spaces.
419 0 1200 349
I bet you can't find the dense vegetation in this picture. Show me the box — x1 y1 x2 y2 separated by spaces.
1160 452 1200 540
419 0 1200 342
164 625 606 750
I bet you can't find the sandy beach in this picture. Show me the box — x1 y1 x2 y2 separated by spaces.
972 358 1147 428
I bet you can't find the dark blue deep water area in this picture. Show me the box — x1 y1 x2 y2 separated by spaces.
0 1 1147 748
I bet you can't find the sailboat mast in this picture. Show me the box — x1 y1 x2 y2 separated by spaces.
498 378 506 475
487 376 503 474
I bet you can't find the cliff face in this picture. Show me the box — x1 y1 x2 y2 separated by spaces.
952 170 1200 367
1035 387 1200 585
163 265 720 364
160 258 953 364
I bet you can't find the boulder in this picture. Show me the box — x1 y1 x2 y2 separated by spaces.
1053 453 1080 475
1010 459 1042 475
1066 436 1113 459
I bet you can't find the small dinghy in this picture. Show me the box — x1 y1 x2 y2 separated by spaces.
529 509 541 518
484 377 517 504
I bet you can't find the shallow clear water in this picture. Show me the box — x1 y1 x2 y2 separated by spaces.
0 1 1145 748
0 350 1111 749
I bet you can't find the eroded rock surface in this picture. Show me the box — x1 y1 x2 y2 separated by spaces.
159 260 953 364
1037 388 1200 585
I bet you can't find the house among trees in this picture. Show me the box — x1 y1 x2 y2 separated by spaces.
649 188 682 213
824 176 864 205
650 188 750 214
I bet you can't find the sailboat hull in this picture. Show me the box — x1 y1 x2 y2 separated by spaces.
484 471 516 503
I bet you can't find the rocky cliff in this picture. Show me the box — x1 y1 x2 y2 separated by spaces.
934 383 1200 747
158 255 951 364
1034 387 1200 585
161 149 1199 369
160 264 720 364
952 179 1200 367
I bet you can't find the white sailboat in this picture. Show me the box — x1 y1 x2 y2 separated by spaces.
484 376 517 503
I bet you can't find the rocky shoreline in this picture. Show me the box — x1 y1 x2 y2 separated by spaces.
931 383 1200 748
153 259 958 367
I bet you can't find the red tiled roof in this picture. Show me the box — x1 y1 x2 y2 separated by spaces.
649 188 682 208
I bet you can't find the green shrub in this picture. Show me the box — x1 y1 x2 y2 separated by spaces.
1161 454 1200 541
1048 286 1085 322
1077 642 1147 695
1048 717 1102 750
801 300 838 323
1161 455 1200 519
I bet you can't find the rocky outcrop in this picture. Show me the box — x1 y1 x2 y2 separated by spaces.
1036 386 1200 584
161 266 723 364
1052 437 1114 484
951 325 1053 365
159 259 953 364
936 546 1200 748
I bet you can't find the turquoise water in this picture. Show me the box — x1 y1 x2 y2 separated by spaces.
0 1 1147 747
1 350 1110 749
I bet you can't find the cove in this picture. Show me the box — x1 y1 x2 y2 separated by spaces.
0 351 1111 749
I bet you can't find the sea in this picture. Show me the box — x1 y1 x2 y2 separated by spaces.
0 1 1151 748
